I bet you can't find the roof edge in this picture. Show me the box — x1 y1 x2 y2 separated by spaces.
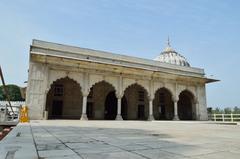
31 39 205 75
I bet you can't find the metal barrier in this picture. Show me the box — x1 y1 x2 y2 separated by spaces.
0 107 20 122
209 114 240 122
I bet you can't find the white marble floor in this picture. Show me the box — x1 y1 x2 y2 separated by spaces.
29 120 240 159
1 121 239 159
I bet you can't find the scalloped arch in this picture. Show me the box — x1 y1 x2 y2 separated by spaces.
47 76 83 94
47 71 84 91
123 82 149 95
153 86 175 97
178 89 196 100
154 87 173 98
89 80 117 92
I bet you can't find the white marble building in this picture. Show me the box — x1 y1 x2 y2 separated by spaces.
26 39 217 120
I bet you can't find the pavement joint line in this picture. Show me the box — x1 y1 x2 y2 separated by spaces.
154 148 193 158
71 127 199 158
29 124 40 159
18 120 240 159
133 141 199 158
5 149 17 159
156 146 227 158
85 136 152 159
133 148 191 159
38 125 85 159
186 150 231 158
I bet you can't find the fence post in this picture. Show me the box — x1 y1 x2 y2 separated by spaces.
222 114 225 122
214 114 216 122
231 113 233 122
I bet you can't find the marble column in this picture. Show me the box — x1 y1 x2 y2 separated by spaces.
116 97 123 120
194 99 199 120
148 99 154 121
80 95 88 120
173 98 179 120
43 90 49 120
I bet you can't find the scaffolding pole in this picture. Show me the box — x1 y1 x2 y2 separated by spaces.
0 65 15 116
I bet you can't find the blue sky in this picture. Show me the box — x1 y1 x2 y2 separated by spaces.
0 0 239 108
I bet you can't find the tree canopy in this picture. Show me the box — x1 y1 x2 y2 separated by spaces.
209 106 240 114
0 84 24 101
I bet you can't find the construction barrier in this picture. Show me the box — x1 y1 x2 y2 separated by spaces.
19 106 29 123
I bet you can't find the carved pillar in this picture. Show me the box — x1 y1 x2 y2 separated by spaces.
196 85 201 120
43 89 49 120
148 79 154 121
194 98 199 120
148 99 154 121
80 94 88 120
173 83 179 120
173 97 179 120
80 72 89 120
115 76 123 120
43 66 50 120
116 96 123 120
148 97 154 121
41 64 49 120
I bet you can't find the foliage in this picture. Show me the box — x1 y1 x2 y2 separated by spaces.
233 106 240 114
212 107 223 114
209 106 240 114
207 107 212 114
224 107 232 114
0 84 24 101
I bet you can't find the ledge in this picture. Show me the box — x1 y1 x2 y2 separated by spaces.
31 39 205 76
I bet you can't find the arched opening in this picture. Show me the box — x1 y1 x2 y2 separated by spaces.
46 77 82 119
87 81 116 120
104 91 117 120
178 90 195 120
123 83 149 120
153 88 174 120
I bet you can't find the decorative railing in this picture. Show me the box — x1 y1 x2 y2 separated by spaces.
0 101 24 122
0 101 25 107
208 114 240 122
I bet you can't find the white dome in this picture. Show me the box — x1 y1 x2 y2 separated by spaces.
154 40 190 67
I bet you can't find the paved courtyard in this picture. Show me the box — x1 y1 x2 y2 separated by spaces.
31 120 240 159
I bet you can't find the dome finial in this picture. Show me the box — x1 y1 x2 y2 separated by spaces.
164 36 174 52
167 36 171 47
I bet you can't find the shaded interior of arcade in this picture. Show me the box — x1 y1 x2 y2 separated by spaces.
46 77 197 120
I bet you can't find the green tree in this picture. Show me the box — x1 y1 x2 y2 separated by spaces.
0 85 24 101
233 106 240 114
224 107 232 114
212 107 223 114
207 107 212 114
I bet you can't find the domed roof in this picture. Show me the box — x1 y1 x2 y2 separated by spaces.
154 39 190 67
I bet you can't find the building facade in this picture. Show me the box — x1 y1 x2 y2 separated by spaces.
26 39 217 120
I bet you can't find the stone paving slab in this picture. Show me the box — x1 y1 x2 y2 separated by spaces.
80 151 146 159
191 151 240 159
160 145 219 157
1 120 240 159
0 123 38 159
38 149 76 158
37 143 68 151
74 145 122 154
43 154 80 159
133 149 189 159
115 143 150 151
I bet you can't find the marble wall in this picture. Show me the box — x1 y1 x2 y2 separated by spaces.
26 63 208 120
